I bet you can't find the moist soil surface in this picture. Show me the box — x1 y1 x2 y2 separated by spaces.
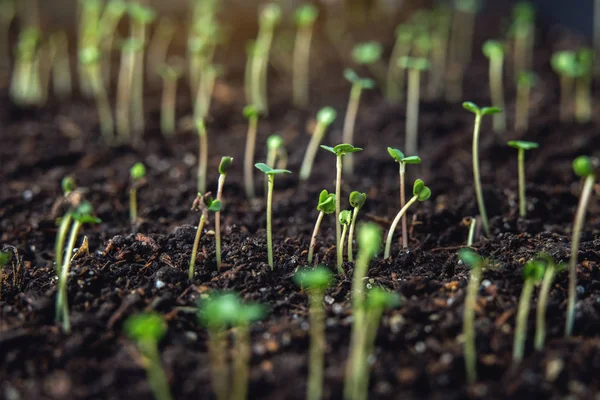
2 26 600 400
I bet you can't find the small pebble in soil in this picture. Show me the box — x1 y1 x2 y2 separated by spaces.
155 280 165 289
324 295 334 305
185 331 198 342
23 190 33 201
301 321 309 331
577 285 585 295
440 353 453 364
332 303 343 314
415 341 426 353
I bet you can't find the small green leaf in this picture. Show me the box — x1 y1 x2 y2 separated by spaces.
387 147 405 162
365 287 402 310
349 191 367 209
294 266 334 290
339 210 352 226
413 179 425 195
243 105 260 119
357 78 376 89
128 3 156 24
260 3 282 28
317 107 337 126
321 144 363 157
267 135 284 151
130 162 146 180
343 68 359 83
61 176 76 195
317 190 336 214
551 51 580 77
417 186 431 201
237 303 266 324
208 199 221 213
254 163 291 175
105 0 128 18
481 107 502 116
507 140 539 151
124 312 167 342
219 156 233 175
523 259 545 282
72 201 101 224
572 156 597 177
402 155 421 164
395 24 413 42
198 292 242 328
513 2 535 24
482 40 505 59
79 46 101 65
458 248 483 269
351 41 383 65
295 4 318 27
357 222 381 258
462 101 480 114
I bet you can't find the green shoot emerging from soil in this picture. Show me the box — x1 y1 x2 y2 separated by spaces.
459 248 484 385
574 48 593 123
99 0 128 81
337 210 352 275
341 69 375 176
196 118 208 194
293 4 318 108
189 192 221 281
11 27 42 106
265 134 287 197
198 292 265 400
565 156 598 337
300 106 337 181
347 191 366 262
507 140 538 217
243 105 260 199
54 177 77 275
129 162 146 224
535 254 566 350
384 179 431 259
482 40 506 133
515 71 538 132
255 163 292 270
320 144 363 269
215 157 233 267
551 50 579 122
116 38 143 142
513 258 545 364
294 266 333 400
463 102 503 237
386 24 413 103
398 57 430 156
511 2 535 76
157 60 184 136
124 313 173 400
351 41 384 84
308 190 336 265
387 147 421 248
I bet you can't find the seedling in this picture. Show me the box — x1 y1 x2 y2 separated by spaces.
428 6 452 99
513 259 545 363
384 179 431 259
565 156 598 337
198 292 265 400
251 3 281 113
10 27 42 106
98 0 127 81
264 134 287 196
337 210 352 275
398 57 430 155
463 102 503 237
56 201 101 333
188 192 221 281
299 106 337 181
320 144 363 268
514 71 538 132
510 2 535 76
215 156 233 267
157 60 184 136
308 190 336 265
482 40 506 133
351 41 384 82
129 162 146 224
255 163 291 270
244 40 256 104
551 50 579 122
341 69 374 176
535 255 566 350
386 24 413 103
293 4 319 108
507 141 538 217
294 266 334 400
347 191 366 262
466 216 477 246
124 313 173 400
77 0 102 98
575 48 593 123
49 31 72 100
54 176 77 275
116 38 143 142
194 64 222 120
388 147 421 248
196 118 208 194
459 248 484 384
243 105 260 199
147 17 176 87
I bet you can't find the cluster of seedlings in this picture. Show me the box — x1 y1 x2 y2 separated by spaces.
1 0 600 399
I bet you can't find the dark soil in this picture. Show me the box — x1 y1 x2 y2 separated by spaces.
2 16 600 400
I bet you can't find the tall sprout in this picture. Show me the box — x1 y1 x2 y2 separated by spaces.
146 17 176 87
513 259 544 364
482 40 506 133
510 2 535 76
300 106 337 181
535 255 565 350
428 6 451 99
514 71 537 133
215 157 233 267
116 38 142 142
386 24 413 104
157 59 184 137
398 57 430 156
10 27 42 106
98 0 127 82
574 48 593 124
293 4 318 108
243 105 260 200
49 31 72 100
551 50 579 123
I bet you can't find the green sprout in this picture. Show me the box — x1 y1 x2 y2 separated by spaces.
466 216 477 246
300 106 337 181
157 60 184 136
507 141 538 217
196 118 208 194
293 266 333 400
535 255 566 350
565 156 598 337
428 6 452 99
49 31 72 100
398 57 430 156
243 105 261 199
510 2 535 76
54 177 77 275
194 63 222 121
56 201 101 333
341 69 374 176
10 27 42 106
337 210 352 275
293 4 319 108
513 259 545 364
146 17 176 87
198 292 265 400
129 162 146 224
188 192 221 281
482 40 506 133
251 3 281 113
255 163 291 270
320 144 363 269
116 38 143 142
459 248 484 384
77 0 102 98
215 156 233 267
388 148 421 249
463 102 503 237
124 313 173 400
244 40 256 104
352 41 385 84
386 24 413 103
98 0 127 82
347 191 366 262
551 50 579 122
575 48 593 123
265 134 288 196
514 71 538 132
308 190 336 265
384 179 431 259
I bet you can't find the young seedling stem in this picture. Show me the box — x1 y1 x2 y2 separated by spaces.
428 7 451 99
99 0 127 82
243 105 260 199
574 48 593 124
116 38 142 142
337 210 352 275
196 118 208 194
386 24 413 103
255 163 291 270
129 162 146 224
388 148 421 248
515 71 537 133
511 2 535 76
347 191 366 262
300 107 337 181
463 102 502 237
384 179 431 259
265 135 285 197
158 60 184 136
293 4 318 108
535 256 565 350
466 217 476 246
147 17 175 87
308 190 336 265
507 141 538 217
551 51 578 123
459 248 483 385
398 57 430 155
565 156 597 337
482 40 506 133
49 31 72 100
80 46 114 142
189 193 221 281
215 157 233 267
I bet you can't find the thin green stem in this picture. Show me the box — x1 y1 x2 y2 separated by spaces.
386 39 410 103
208 327 229 400
138 340 174 400
513 280 534 363
347 207 359 262
293 25 314 108
464 263 482 385
116 48 136 142
515 83 530 133
244 116 258 199
472 113 490 236
307 290 325 400
342 84 362 176
518 149 526 217
405 68 420 155
337 223 348 275
131 23 147 139
566 175 595 337
266 176 274 270
215 174 226 267
575 76 592 123
384 196 418 259
308 211 324 265
197 124 208 194
57 220 82 333
189 212 206 281
399 163 407 248
54 213 72 276
88 62 114 143
265 146 277 198
299 122 327 181
467 217 476 246
231 324 251 400
489 56 505 133
335 156 342 270
160 78 177 136
129 188 138 224
535 266 556 351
